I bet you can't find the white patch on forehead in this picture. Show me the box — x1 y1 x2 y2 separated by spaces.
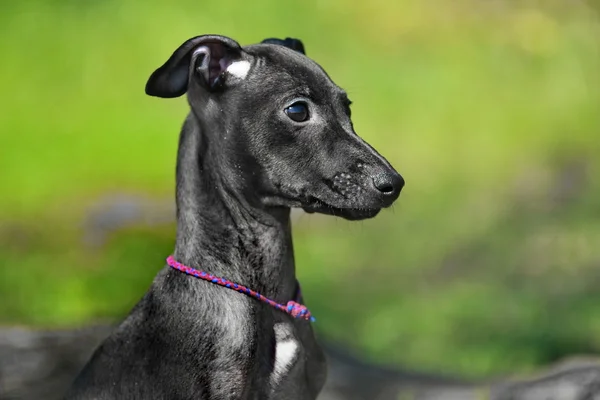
227 60 251 79
270 323 298 387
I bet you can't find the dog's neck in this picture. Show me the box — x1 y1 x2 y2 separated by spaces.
172 113 296 302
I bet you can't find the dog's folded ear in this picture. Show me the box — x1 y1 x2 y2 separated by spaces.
146 35 244 98
261 38 305 55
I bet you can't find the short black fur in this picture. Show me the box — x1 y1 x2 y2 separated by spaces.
65 34 404 400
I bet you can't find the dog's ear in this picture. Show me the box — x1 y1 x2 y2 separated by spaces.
145 35 244 98
261 37 305 55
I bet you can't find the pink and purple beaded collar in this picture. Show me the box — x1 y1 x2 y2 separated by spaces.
166 256 315 322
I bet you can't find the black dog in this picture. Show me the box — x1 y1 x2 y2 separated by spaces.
65 35 404 400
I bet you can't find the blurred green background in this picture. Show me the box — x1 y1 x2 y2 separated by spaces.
1 0 600 380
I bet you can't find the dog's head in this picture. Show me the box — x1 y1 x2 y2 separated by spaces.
146 35 404 220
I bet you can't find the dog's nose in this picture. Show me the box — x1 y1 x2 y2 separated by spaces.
372 172 404 201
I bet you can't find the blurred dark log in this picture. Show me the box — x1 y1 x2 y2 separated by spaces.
2 325 600 400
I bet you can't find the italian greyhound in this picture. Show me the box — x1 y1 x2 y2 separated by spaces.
65 34 404 400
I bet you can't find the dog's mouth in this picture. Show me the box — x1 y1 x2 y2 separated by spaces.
301 199 380 221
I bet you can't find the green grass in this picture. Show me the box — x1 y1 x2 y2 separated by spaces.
1 0 600 378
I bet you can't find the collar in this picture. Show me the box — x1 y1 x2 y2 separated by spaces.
166 256 315 322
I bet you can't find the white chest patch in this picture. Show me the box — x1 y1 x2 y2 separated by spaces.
226 60 251 79
271 323 299 387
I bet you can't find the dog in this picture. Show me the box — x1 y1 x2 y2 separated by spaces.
65 34 404 400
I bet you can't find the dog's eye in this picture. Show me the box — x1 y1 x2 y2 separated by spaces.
284 102 309 122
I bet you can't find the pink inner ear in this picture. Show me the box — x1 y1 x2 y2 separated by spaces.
219 58 230 72
205 43 234 85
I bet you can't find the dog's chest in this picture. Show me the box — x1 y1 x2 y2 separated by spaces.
270 323 299 387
